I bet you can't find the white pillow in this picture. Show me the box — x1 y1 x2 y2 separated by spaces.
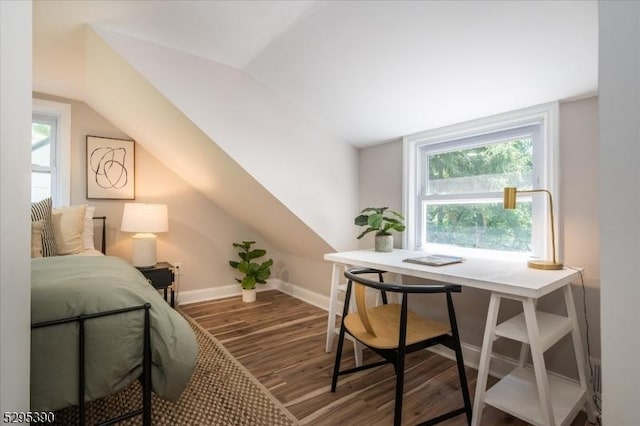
52 205 87 255
83 205 96 250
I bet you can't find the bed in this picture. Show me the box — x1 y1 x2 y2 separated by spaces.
30 200 198 424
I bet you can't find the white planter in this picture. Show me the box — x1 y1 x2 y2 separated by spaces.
375 234 393 252
241 288 256 303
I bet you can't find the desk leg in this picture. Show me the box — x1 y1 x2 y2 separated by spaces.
563 285 598 423
326 263 342 353
517 299 537 367
517 340 530 368
523 298 555 425
471 292 501 426
325 263 363 366
347 291 364 367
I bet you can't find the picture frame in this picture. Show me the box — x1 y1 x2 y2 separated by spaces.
86 135 135 200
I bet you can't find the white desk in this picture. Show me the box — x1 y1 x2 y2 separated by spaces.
324 249 596 426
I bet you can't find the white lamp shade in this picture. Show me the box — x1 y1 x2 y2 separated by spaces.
121 203 169 233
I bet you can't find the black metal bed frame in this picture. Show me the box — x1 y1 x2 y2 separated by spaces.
31 304 152 426
32 216 152 425
92 216 106 255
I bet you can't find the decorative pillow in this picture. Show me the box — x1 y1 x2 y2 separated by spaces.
83 205 96 250
31 220 44 258
31 198 58 257
52 205 87 255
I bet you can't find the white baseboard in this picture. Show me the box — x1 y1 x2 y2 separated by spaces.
268 279 333 311
177 279 593 389
176 279 330 307
177 280 281 305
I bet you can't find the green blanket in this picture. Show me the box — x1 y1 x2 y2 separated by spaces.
31 256 198 411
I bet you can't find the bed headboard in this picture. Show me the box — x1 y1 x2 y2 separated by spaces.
92 216 107 254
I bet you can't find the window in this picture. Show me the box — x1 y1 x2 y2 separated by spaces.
403 103 559 261
31 99 70 206
31 114 57 202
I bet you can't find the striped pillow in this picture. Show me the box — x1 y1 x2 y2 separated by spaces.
31 198 58 257
31 220 44 258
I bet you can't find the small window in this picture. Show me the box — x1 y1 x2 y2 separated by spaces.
31 114 57 203
31 99 71 206
404 103 558 261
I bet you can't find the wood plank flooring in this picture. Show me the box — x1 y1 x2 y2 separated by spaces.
181 290 588 426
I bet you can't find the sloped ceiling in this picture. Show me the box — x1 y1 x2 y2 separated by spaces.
82 27 337 258
33 0 598 147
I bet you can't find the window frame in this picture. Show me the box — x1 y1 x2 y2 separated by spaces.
403 102 560 261
32 98 71 206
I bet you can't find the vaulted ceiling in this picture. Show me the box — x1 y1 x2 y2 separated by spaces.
34 0 598 147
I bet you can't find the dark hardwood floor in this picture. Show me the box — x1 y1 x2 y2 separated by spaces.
181 290 589 426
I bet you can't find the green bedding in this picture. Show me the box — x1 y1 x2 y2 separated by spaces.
31 255 198 411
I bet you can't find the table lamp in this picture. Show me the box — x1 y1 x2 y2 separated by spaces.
121 203 168 268
503 187 562 270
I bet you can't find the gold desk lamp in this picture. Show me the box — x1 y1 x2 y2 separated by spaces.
503 187 563 270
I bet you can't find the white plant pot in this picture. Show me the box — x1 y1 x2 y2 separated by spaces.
241 288 256 303
375 234 394 252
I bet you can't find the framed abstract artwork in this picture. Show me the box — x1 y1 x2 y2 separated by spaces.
86 135 135 200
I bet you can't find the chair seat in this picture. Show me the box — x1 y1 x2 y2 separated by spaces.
344 303 450 349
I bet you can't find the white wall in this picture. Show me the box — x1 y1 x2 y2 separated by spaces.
557 97 601 364
91 26 360 254
599 1 640 423
358 141 404 249
0 0 32 412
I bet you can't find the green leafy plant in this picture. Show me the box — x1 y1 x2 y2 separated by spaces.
229 241 273 290
355 207 406 239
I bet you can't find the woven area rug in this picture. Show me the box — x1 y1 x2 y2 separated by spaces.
45 314 298 425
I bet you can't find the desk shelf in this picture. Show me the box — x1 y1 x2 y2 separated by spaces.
484 367 587 426
472 290 595 426
494 311 574 352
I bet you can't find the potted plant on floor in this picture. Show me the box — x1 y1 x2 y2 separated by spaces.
229 241 273 302
355 207 405 252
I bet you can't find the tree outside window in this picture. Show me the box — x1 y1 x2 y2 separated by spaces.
424 138 533 252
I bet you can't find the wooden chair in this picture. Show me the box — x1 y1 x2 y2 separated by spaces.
331 267 472 426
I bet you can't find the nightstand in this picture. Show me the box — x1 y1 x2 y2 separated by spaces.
137 262 175 307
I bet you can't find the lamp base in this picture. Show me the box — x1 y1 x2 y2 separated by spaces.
527 260 563 270
131 233 157 268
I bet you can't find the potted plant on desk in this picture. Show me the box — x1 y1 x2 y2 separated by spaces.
229 241 273 302
355 207 405 252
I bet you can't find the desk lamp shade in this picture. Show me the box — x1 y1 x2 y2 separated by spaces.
503 187 562 270
121 203 168 268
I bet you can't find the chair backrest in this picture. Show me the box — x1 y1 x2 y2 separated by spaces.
353 282 376 336
343 268 388 337
344 268 462 339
